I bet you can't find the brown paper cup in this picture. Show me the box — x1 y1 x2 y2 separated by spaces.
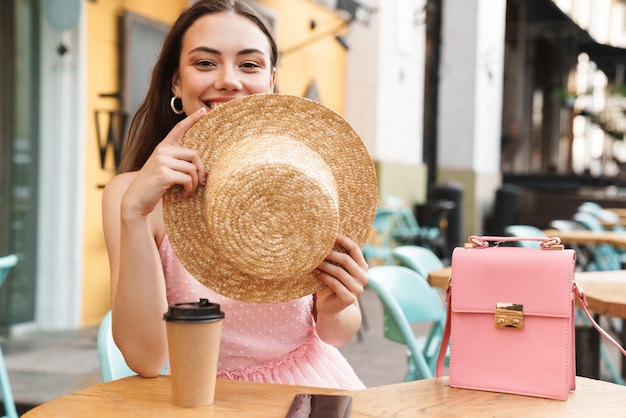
166 320 223 407
163 299 225 408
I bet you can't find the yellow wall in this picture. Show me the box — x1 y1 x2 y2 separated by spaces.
82 0 348 325
83 0 188 326
258 0 348 114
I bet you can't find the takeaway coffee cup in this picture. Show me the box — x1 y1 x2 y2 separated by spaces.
163 298 225 407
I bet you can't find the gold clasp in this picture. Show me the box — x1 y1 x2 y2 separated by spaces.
494 303 524 330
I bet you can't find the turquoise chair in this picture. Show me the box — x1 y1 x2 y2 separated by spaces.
578 201 604 215
392 245 445 278
571 212 625 384
0 254 19 418
576 205 626 269
97 310 136 382
577 202 624 231
362 207 396 265
573 212 623 271
0 255 17 285
549 219 597 271
576 203 624 231
97 310 169 382
366 266 447 380
392 245 447 300
382 197 449 263
386 206 440 248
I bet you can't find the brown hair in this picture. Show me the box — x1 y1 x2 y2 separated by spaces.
119 0 278 173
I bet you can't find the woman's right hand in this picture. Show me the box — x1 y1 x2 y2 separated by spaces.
102 106 209 377
122 107 208 219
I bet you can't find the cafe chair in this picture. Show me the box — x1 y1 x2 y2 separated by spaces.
97 311 137 382
381 197 439 243
573 212 623 271
97 311 170 382
0 254 19 418
392 245 447 300
578 202 625 231
549 219 596 271
362 207 396 266
574 209 616 233
366 265 447 381
392 245 446 278
360 206 401 340
386 204 441 251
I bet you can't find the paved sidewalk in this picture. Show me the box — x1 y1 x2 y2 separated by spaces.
1 326 101 415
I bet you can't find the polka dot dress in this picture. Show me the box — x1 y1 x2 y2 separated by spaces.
159 234 366 390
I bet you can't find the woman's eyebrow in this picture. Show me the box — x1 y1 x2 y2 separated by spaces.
237 48 266 57
188 46 220 55
187 46 266 57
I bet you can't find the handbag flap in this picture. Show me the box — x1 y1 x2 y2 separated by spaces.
450 246 576 318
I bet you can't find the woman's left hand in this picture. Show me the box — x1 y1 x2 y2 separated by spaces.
314 234 368 317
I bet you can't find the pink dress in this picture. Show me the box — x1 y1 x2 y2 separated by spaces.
159 234 366 390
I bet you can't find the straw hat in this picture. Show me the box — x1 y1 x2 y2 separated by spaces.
163 94 378 303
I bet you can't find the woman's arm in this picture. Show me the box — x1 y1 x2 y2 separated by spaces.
102 173 170 377
313 234 368 347
102 108 207 377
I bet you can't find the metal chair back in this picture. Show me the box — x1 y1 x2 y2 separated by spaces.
0 254 19 418
97 311 137 382
366 266 447 380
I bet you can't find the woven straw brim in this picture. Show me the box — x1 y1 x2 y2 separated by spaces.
163 94 378 303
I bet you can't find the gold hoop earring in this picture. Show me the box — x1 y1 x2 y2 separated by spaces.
170 96 184 115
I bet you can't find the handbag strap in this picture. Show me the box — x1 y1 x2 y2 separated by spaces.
436 287 452 377
435 282 626 377
573 282 626 357
467 235 562 249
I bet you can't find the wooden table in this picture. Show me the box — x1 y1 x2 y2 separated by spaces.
22 375 626 417
574 270 626 318
427 265 451 289
543 229 626 248
573 271 626 380
428 267 626 319
599 219 626 228
606 208 626 219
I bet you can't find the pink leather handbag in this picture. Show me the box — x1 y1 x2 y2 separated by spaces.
435 235 626 400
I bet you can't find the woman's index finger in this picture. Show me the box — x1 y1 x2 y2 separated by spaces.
166 107 207 146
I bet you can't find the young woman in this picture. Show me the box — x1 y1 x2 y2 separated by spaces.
102 0 368 390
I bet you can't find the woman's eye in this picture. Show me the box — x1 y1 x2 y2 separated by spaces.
241 62 261 70
195 60 215 69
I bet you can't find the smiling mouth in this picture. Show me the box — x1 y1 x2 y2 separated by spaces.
206 102 228 110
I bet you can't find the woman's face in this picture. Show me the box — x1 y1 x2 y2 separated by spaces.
171 11 276 114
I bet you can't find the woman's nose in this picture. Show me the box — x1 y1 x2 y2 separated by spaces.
214 67 242 91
